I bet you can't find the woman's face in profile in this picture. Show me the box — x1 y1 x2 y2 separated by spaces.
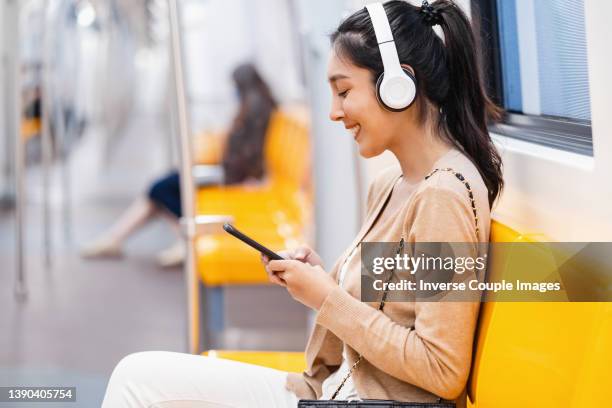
327 50 404 158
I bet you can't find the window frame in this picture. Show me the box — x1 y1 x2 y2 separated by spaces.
472 0 593 156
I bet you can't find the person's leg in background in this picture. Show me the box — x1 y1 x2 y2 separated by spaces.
155 210 185 268
81 171 181 259
102 352 299 408
80 197 158 258
154 167 227 268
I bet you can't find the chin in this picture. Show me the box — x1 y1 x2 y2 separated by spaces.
358 144 384 159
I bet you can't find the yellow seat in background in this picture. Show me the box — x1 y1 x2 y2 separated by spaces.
195 109 312 286
203 350 306 373
21 117 41 141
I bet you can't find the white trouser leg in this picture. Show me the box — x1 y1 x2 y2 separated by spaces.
102 352 300 408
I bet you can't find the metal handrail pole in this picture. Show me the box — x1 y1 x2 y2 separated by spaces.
53 3 71 245
352 145 364 223
1 0 15 211
59 103 71 244
41 0 53 269
167 0 200 354
10 0 26 299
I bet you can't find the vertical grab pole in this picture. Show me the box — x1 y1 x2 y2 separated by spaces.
10 0 27 299
167 0 200 354
352 146 364 222
54 43 69 246
41 0 53 270
1 2 15 209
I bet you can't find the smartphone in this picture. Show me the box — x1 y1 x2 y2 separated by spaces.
223 223 284 260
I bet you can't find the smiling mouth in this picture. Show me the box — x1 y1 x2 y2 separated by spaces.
347 124 361 140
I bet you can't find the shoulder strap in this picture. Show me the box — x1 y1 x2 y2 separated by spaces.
425 167 480 238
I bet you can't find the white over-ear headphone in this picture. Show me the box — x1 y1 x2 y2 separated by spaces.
365 3 417 112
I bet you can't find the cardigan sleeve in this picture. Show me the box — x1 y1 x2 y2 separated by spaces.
315 186 481 400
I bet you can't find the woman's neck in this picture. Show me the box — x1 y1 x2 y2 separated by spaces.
389 120 453 184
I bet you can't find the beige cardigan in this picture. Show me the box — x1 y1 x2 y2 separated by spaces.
286 149 490 403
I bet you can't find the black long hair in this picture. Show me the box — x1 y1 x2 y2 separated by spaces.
222 63 277 184
331 0 503 207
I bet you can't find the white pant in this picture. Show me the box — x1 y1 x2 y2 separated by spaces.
102 351 300 408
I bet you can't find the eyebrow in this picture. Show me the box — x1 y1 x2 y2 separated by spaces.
328 74 349 83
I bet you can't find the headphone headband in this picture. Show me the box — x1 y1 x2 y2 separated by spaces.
365 3 404 78
365 2 417 111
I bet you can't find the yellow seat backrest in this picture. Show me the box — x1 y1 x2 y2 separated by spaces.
264 110 310 190
468 221 612 407
21 118 41 141
193 131 226 165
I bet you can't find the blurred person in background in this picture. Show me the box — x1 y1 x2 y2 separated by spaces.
81 63 277 267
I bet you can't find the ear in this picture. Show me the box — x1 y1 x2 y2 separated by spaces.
400 64 415 77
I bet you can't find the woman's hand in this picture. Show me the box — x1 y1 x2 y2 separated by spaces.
282 245 325 267
266 260 338 311
261 245 324 286
260 246 334 309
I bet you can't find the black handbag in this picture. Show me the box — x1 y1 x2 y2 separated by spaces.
298 401 455 407
298 168 479 408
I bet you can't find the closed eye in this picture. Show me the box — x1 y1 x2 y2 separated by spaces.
337 90 349 98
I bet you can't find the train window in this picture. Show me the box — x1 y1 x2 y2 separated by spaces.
474 0 593 156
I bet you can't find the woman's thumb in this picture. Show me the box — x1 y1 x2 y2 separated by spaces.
295 247 309 260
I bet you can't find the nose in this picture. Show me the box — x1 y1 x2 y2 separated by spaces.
329 98 344 122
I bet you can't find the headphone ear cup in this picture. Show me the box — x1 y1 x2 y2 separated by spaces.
375 72 388 110
402 67 417 91
376 68 417 112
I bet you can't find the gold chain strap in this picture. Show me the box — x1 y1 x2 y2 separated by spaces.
331 238 404 400
330 168 479 400
425 168 480 237
329 352 364 400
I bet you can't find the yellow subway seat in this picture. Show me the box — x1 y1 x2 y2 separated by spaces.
197 198 292 218
196 184 305 206
203 350 306 373
469 303 605 408
488 220 521 243
468 221 612 407
196 191 308 228
195 212 304 243
265 112 309 174
21 118 41 141
194 110 311 226
195 234 296 285
196 184 306 204
193 131 226 165
193 110 312 287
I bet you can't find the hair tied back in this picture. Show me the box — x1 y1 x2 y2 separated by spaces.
420 0 443 26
